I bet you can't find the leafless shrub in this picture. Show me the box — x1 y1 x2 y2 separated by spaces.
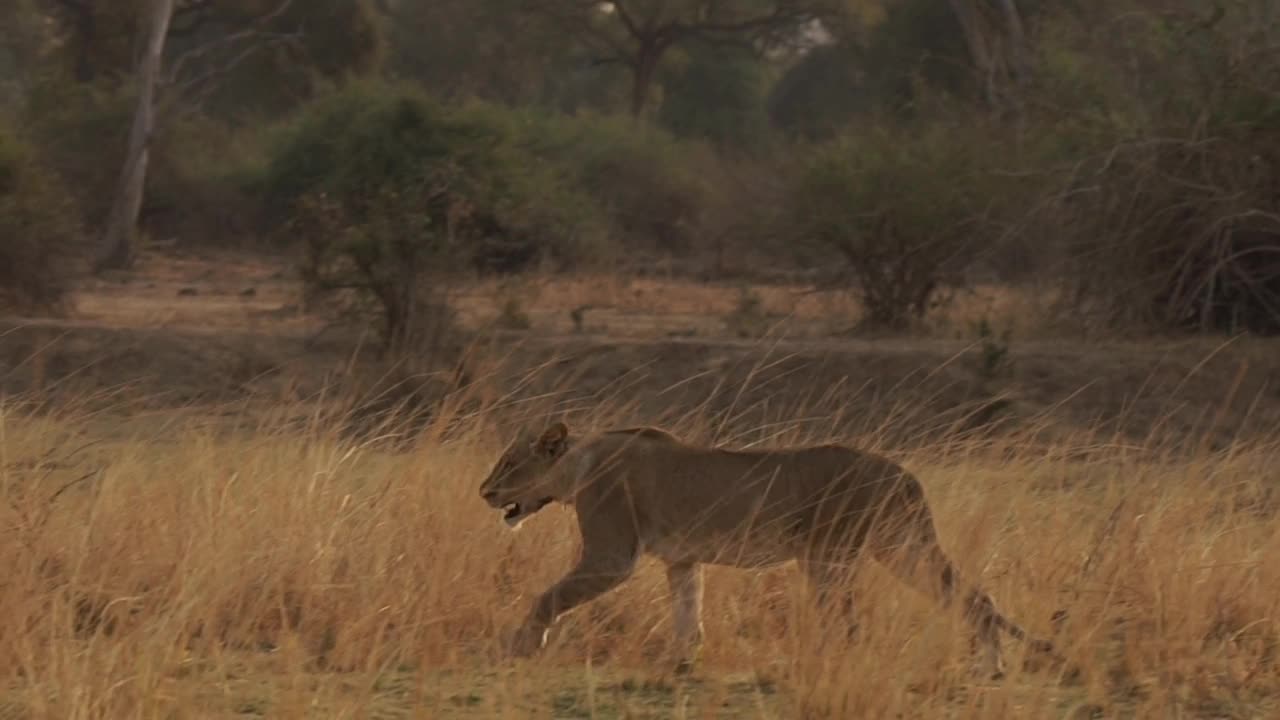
1051 136 1280 335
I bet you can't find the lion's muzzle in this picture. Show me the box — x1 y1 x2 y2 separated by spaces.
499 497 554 528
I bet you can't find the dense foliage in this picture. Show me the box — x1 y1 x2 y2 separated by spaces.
0 126 79 312
2 0 1279 334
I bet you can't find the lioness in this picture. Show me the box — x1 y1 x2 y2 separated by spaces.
478 421 1053 678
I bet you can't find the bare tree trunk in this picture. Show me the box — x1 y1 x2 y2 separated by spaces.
995 0 1030 85
628 40 661 118
947 0 1029 108
96 0 174 273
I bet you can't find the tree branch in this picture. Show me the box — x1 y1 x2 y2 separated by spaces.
668 5 817 45
609 0 643 39
169 0 216 37
164 0 295 87
47 0 89 14
168 31 302 113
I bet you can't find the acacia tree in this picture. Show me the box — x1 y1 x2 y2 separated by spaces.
379 0 574 105
524 0 839 117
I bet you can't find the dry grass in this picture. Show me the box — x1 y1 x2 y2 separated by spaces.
2 377 1278 720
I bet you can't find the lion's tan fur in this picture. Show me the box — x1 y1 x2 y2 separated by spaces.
478 422 1053 677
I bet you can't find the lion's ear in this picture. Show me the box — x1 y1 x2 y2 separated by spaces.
537 421 569 457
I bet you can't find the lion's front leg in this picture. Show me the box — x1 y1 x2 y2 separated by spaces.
665 561 705 672
510 546 639 657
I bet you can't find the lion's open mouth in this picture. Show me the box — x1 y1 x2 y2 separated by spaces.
501 498 554 528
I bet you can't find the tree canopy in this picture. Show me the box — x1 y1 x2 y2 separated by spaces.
521 0 842 115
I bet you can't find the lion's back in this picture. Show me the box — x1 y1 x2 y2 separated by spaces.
603 426 682 443
581 433 918 552
597 432 908 504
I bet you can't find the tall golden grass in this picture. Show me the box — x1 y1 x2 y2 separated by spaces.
1 375 1278 719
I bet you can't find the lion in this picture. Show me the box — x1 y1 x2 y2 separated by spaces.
477 421 1055 678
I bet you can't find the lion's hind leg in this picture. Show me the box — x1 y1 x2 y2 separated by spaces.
798 552 863 645
871 535 1013 679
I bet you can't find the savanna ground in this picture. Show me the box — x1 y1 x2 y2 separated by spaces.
3 249 1280 719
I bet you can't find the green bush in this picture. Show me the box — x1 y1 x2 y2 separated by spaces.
785 121 1025 329
256 81 605 348
19 77 131 230
525 112 714 259
144 114 269 247
658 42 771 148
21 76 267 249
0 125 80 312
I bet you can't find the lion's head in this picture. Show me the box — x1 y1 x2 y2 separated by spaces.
478 421 570 529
